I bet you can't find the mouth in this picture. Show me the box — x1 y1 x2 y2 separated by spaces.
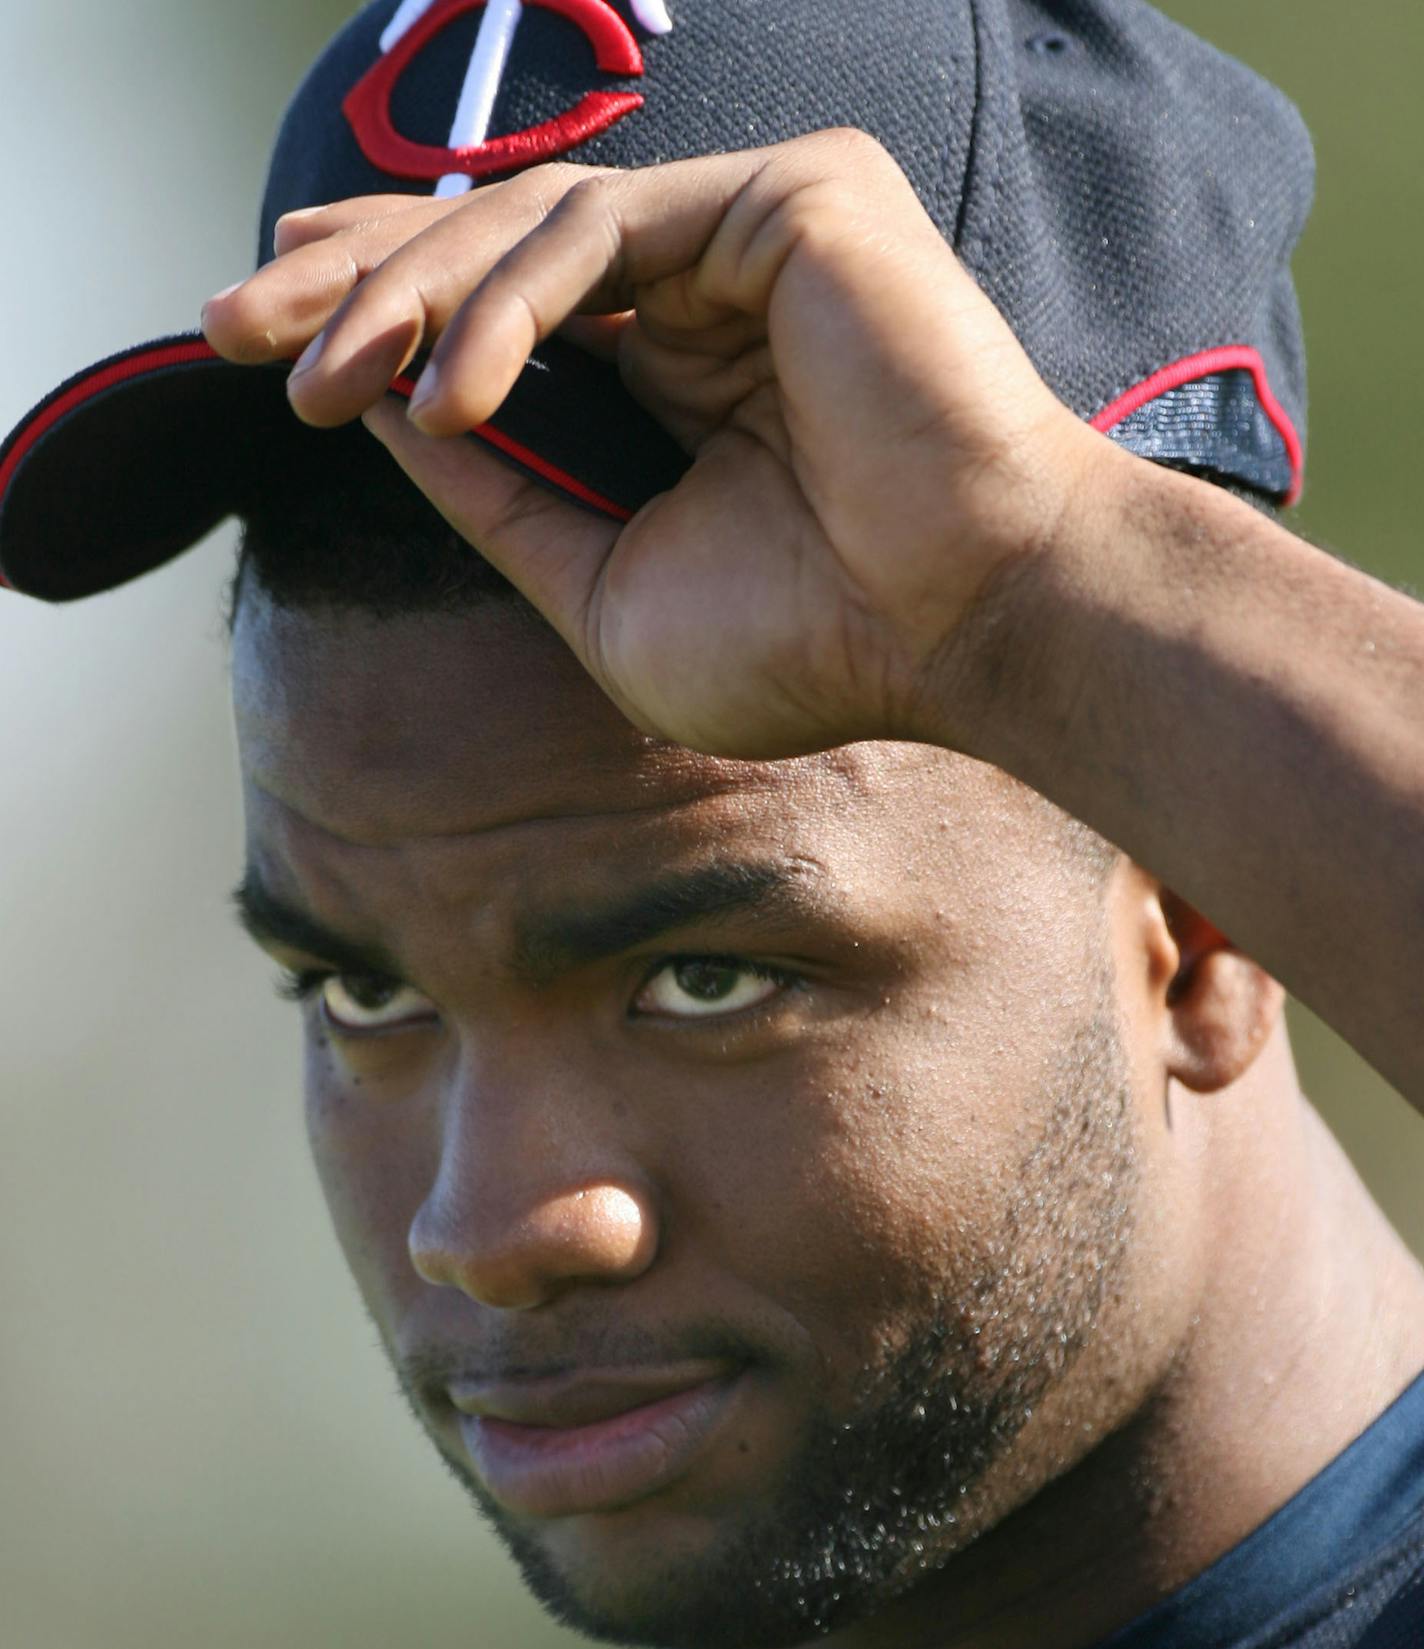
450 1364 745 1519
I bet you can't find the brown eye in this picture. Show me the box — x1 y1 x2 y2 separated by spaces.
320 974 438 1032
634 958 785 1020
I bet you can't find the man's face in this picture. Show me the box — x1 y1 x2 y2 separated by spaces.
232 590 1179 1648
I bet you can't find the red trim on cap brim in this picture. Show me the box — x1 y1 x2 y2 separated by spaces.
390 372 633 520
0 339 219 589
0 343 632 593
1091 345 1303 506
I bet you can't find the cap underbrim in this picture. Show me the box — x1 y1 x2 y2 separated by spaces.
0 329 1304 603
0 332 691 601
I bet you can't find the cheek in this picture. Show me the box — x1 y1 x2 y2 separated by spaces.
688 977 1144 1423
671 1012 1038 1399
303 1028 433 1321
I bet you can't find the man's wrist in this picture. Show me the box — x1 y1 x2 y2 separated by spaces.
906 424 1137 787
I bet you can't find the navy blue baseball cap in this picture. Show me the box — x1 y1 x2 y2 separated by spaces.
0 0 1313 602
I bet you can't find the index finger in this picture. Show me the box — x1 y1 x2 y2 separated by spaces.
200 190 476 364
405 130 911 437
269 193 461 257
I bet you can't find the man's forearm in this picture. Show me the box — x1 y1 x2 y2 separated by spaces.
957 446 1423 1104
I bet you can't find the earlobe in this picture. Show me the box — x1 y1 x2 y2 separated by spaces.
1156 891 1285 1093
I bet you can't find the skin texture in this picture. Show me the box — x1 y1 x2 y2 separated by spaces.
233 591 1424 1649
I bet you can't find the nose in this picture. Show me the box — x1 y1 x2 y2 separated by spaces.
411 1181 658 1309
407 1077 659 1309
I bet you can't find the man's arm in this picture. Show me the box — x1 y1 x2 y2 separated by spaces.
203 131 1424 1104
944 448 1424 1103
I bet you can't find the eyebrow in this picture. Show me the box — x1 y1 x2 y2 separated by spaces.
232 872 401 978
233 859 814 985
512 860 810 983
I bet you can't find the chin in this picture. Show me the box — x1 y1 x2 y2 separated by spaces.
494 1517 851 1649
446 1445 974 1649
436 1461 790 1646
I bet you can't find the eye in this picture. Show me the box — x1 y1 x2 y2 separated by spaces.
321 974 438 1032
633 956 791 1020
282 970 438 1033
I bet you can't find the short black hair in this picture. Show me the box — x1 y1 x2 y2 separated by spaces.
229 429 1280 629
229 430 520 624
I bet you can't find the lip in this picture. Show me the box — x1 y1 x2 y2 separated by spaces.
452 1367 744 1518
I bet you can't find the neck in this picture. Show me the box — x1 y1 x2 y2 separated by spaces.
815 1027 1424 1649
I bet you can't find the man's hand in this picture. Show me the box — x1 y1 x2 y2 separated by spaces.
202 129 1098 758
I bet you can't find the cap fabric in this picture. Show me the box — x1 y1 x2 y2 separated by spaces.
0 0 1314 602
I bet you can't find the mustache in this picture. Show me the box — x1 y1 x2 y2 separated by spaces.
396 1316 773 1409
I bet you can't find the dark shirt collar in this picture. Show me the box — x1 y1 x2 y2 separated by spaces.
1098 1369 1424 1649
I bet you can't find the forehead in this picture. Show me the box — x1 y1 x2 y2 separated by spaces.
230 590 1059 918
235 591 796 842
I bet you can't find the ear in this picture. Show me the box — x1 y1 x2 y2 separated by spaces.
1144 887 1285 1093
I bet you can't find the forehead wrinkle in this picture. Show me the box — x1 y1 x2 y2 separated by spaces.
240 741 975 993
238 736 911 864
233 586 947 847
246 775 849 994
241 765 783 853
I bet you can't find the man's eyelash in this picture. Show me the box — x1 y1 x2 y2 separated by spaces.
275 967 331 1003
635 955 805 1007
657 955 797 985
275 957 802 1008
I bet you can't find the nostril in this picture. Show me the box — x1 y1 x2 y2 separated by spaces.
1026 31 1075 57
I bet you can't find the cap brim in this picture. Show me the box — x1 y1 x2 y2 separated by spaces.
0 333 691 601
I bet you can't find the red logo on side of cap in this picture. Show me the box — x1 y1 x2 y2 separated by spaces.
344 0 647 183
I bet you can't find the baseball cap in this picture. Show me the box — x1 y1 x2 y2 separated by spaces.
0 0 1314 602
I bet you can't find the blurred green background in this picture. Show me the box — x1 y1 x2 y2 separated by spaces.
0 4 1419 1646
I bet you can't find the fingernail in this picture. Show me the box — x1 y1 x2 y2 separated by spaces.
200 282 243 325
289 332 326 379
407 361 439 424
273 206 321 254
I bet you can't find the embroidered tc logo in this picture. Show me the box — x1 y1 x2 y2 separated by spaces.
344 0 673 196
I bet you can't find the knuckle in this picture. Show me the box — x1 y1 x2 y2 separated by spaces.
317 253 367 317
558 172 627 268
508 160 585 212
822 125 888 158
562 170 620 217
797 126 898 182
563 167 613 199
538 160 586 189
